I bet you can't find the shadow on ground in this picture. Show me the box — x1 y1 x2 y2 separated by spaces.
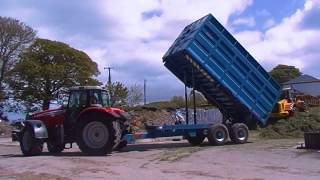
0 140 252 158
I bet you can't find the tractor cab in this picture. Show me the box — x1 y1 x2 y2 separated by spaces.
65 86 111 109
63 86 112 134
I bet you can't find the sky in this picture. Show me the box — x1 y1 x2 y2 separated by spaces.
0 0 319 102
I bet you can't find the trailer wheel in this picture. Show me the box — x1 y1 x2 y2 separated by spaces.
185 133 205 146
47 143 64 154
20 126 43 156
230 123 249 144
207 124 229 145
77 118 118 155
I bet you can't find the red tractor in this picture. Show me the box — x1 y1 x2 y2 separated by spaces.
12 86 129 156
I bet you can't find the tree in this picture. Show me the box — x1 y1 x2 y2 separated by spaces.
0 17 36 92
269 64 302 84
106 81 128 107
8 38 100 110
127 84 143 106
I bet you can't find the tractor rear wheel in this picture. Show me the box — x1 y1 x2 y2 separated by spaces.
230 123 249 144
76 119 118 155
112 120 122 150
20 126 43 156
47 143 64 154
207 124 229 146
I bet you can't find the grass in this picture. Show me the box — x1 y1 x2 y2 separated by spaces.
258 107 320 139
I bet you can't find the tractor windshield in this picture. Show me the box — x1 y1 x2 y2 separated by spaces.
89 90 110 107
101 90 110 107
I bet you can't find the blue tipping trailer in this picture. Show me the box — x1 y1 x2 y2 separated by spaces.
124 14 281 146
163 14 281 126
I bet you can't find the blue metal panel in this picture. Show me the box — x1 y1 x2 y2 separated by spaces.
145 124 210 138
163 14 281 125
124 124 212 143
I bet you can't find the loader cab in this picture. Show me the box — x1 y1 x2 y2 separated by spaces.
270 87 295 118
280 87 293 103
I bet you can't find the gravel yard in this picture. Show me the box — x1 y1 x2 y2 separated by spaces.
0 137 320 180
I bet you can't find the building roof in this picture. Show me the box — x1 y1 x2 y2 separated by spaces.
283 74 320 96
69 86 103 90
283 74 319 85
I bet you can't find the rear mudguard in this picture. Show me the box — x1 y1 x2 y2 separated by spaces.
79 107 121 119
78 107 129 123
12 120 48 141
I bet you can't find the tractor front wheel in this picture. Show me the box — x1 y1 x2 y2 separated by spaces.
77 119 118 155
20 126 43 156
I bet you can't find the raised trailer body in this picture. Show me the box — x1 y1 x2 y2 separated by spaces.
163 14 281 125
126 14 281 145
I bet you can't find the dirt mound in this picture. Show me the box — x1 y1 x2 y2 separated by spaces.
129 109 176 132
259 107 320 139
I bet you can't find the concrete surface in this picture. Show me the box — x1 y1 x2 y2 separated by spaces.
0 137 319 180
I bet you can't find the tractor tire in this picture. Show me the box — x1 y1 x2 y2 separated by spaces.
185 132 205 146
230 123 249 144
112 120 122 150
207 124 229 146
20 126 43 156
47 143 64 154
76 118 119 155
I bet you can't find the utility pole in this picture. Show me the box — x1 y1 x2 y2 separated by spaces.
104 67 114 105
144 79 147 105
104 67 114 86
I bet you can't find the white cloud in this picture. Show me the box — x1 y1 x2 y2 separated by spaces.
234 0 320 78
232 17 256 27
86 0 254 99
234 30 262 45
2 0 319 101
